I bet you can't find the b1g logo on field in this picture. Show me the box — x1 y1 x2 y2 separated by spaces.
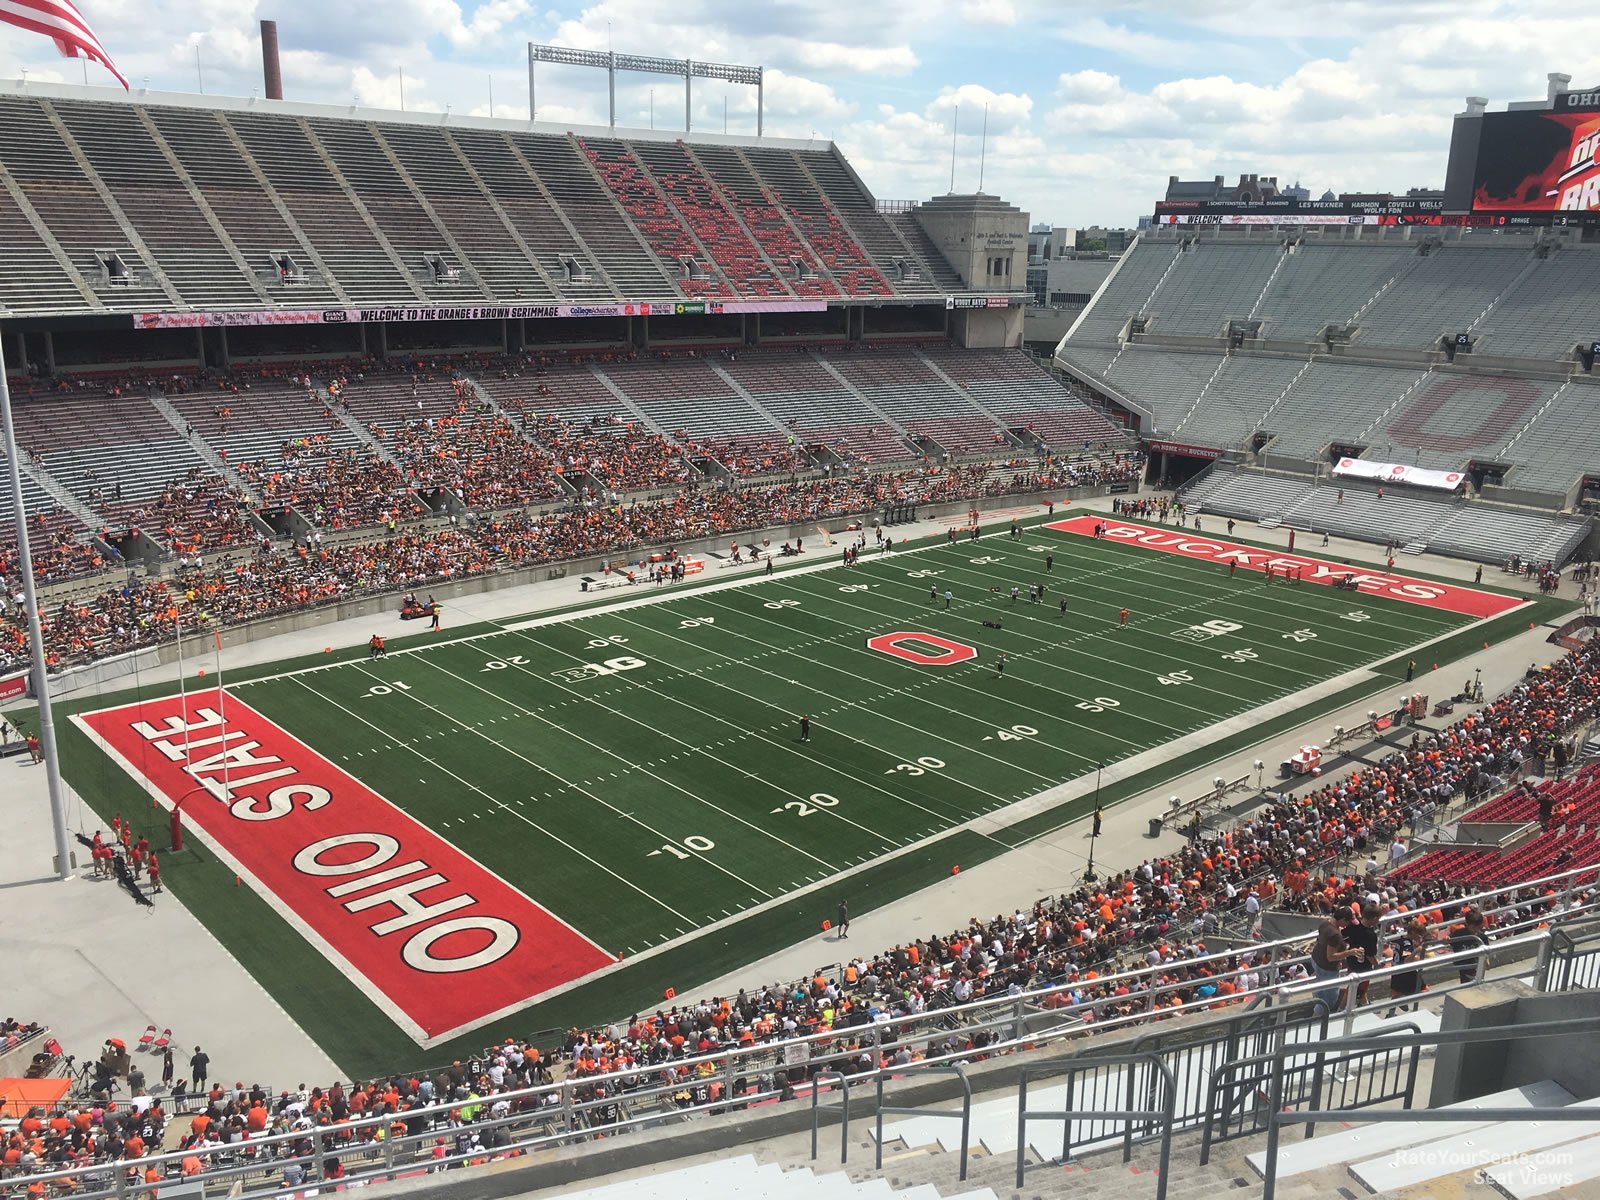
867 631 978 667
551 655 647 683
1174 619 1244 642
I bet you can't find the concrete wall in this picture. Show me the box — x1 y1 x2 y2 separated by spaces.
1430 979 1600 1105
914 195 1028 291
0 1030 52 1078
953 306 1023 348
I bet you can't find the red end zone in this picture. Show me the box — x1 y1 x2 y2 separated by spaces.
75 689 612 1045
1045 516 1523 620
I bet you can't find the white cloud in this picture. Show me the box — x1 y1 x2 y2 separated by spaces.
959 0 1018 26
791 42 918 75
928 83 1032 134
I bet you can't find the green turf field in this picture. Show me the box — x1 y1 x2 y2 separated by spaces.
58 514 1554 1073
231 524 1475 945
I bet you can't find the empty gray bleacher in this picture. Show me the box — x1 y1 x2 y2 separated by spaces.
830 354 1000 452
447 128 630 300
1257 360 1427 459
1349 1098 1600 1193
1173 354 1308 449
1184 467 1314 521
51 99 263 310
0 95 168 310
1102 347 1224 431
165 383 360 472
1064 237 1185 347
1475 246 1600 360
376 124 558 303
889 209 966 293
1150 241 1282 336
1247 1079 1575 1182
601 361 781 441
920 348 1128 450
1482 1130 1600 1198
304 118 485 303
1282 483 1455 546
142 105 342 305
1428 504 1590 565
1253 242 1415 339
796 151 945 296
523 133 682 299
1363 371 1564 470
1357 243 1530 349
739 146 894 298
225 112 421 306
0 176 89 315
482 370 634 426
715 353 911 463
1498 378 1600 497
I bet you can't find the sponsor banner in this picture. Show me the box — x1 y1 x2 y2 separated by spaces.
1154 211 1590 229
1147 439 1222 461
133 299 829 329
1044 516 1522 620
0 672 27 702
1332 458 1465 492
946 295 1015 310
75 689 611 1044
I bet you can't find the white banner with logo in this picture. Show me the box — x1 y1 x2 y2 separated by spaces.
1332 458 1466 492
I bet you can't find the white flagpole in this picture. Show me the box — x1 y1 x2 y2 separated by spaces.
173 606 192 772
0 335 73 879
214 628 228 799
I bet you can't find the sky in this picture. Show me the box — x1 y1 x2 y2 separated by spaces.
0 0 1593 227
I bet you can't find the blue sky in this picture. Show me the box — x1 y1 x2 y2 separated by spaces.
0 0 1592 226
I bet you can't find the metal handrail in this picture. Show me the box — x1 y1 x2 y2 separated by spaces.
1259 1016 1600 1200
1016 1053 1178 1198
1198 1020 1422 1164
809 1069 849 1165
874 1064 971 1180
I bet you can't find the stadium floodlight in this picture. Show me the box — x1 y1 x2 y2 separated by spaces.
528 42 764 135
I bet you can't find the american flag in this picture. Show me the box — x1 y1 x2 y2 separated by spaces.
0 0 127 90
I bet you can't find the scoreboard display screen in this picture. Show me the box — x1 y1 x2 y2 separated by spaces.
1472 110 1600 214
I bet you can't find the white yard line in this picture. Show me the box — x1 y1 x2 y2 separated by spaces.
288 672 702 923
364 655 834 883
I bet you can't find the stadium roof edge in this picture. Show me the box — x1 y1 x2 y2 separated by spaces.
0 77 830 154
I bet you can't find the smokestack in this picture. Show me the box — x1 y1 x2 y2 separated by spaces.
260 20 283 100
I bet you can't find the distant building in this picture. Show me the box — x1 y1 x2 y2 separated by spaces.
1028 224 1075 263
1164 173 1284 204
1075 226 1136 254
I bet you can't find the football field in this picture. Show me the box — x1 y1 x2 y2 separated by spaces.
69 514 1529 1064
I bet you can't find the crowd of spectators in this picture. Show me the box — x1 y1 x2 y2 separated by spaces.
234 442 422 533
94 477 256 560
388 411 567 511
0 455 1135 676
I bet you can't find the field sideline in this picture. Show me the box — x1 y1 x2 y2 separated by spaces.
55 512 1555 1072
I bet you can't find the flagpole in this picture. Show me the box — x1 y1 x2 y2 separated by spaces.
214 628 228 799
173 606 192 771
0 334 74 880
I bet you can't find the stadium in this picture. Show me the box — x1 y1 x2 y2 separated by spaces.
1 10 1600 1200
